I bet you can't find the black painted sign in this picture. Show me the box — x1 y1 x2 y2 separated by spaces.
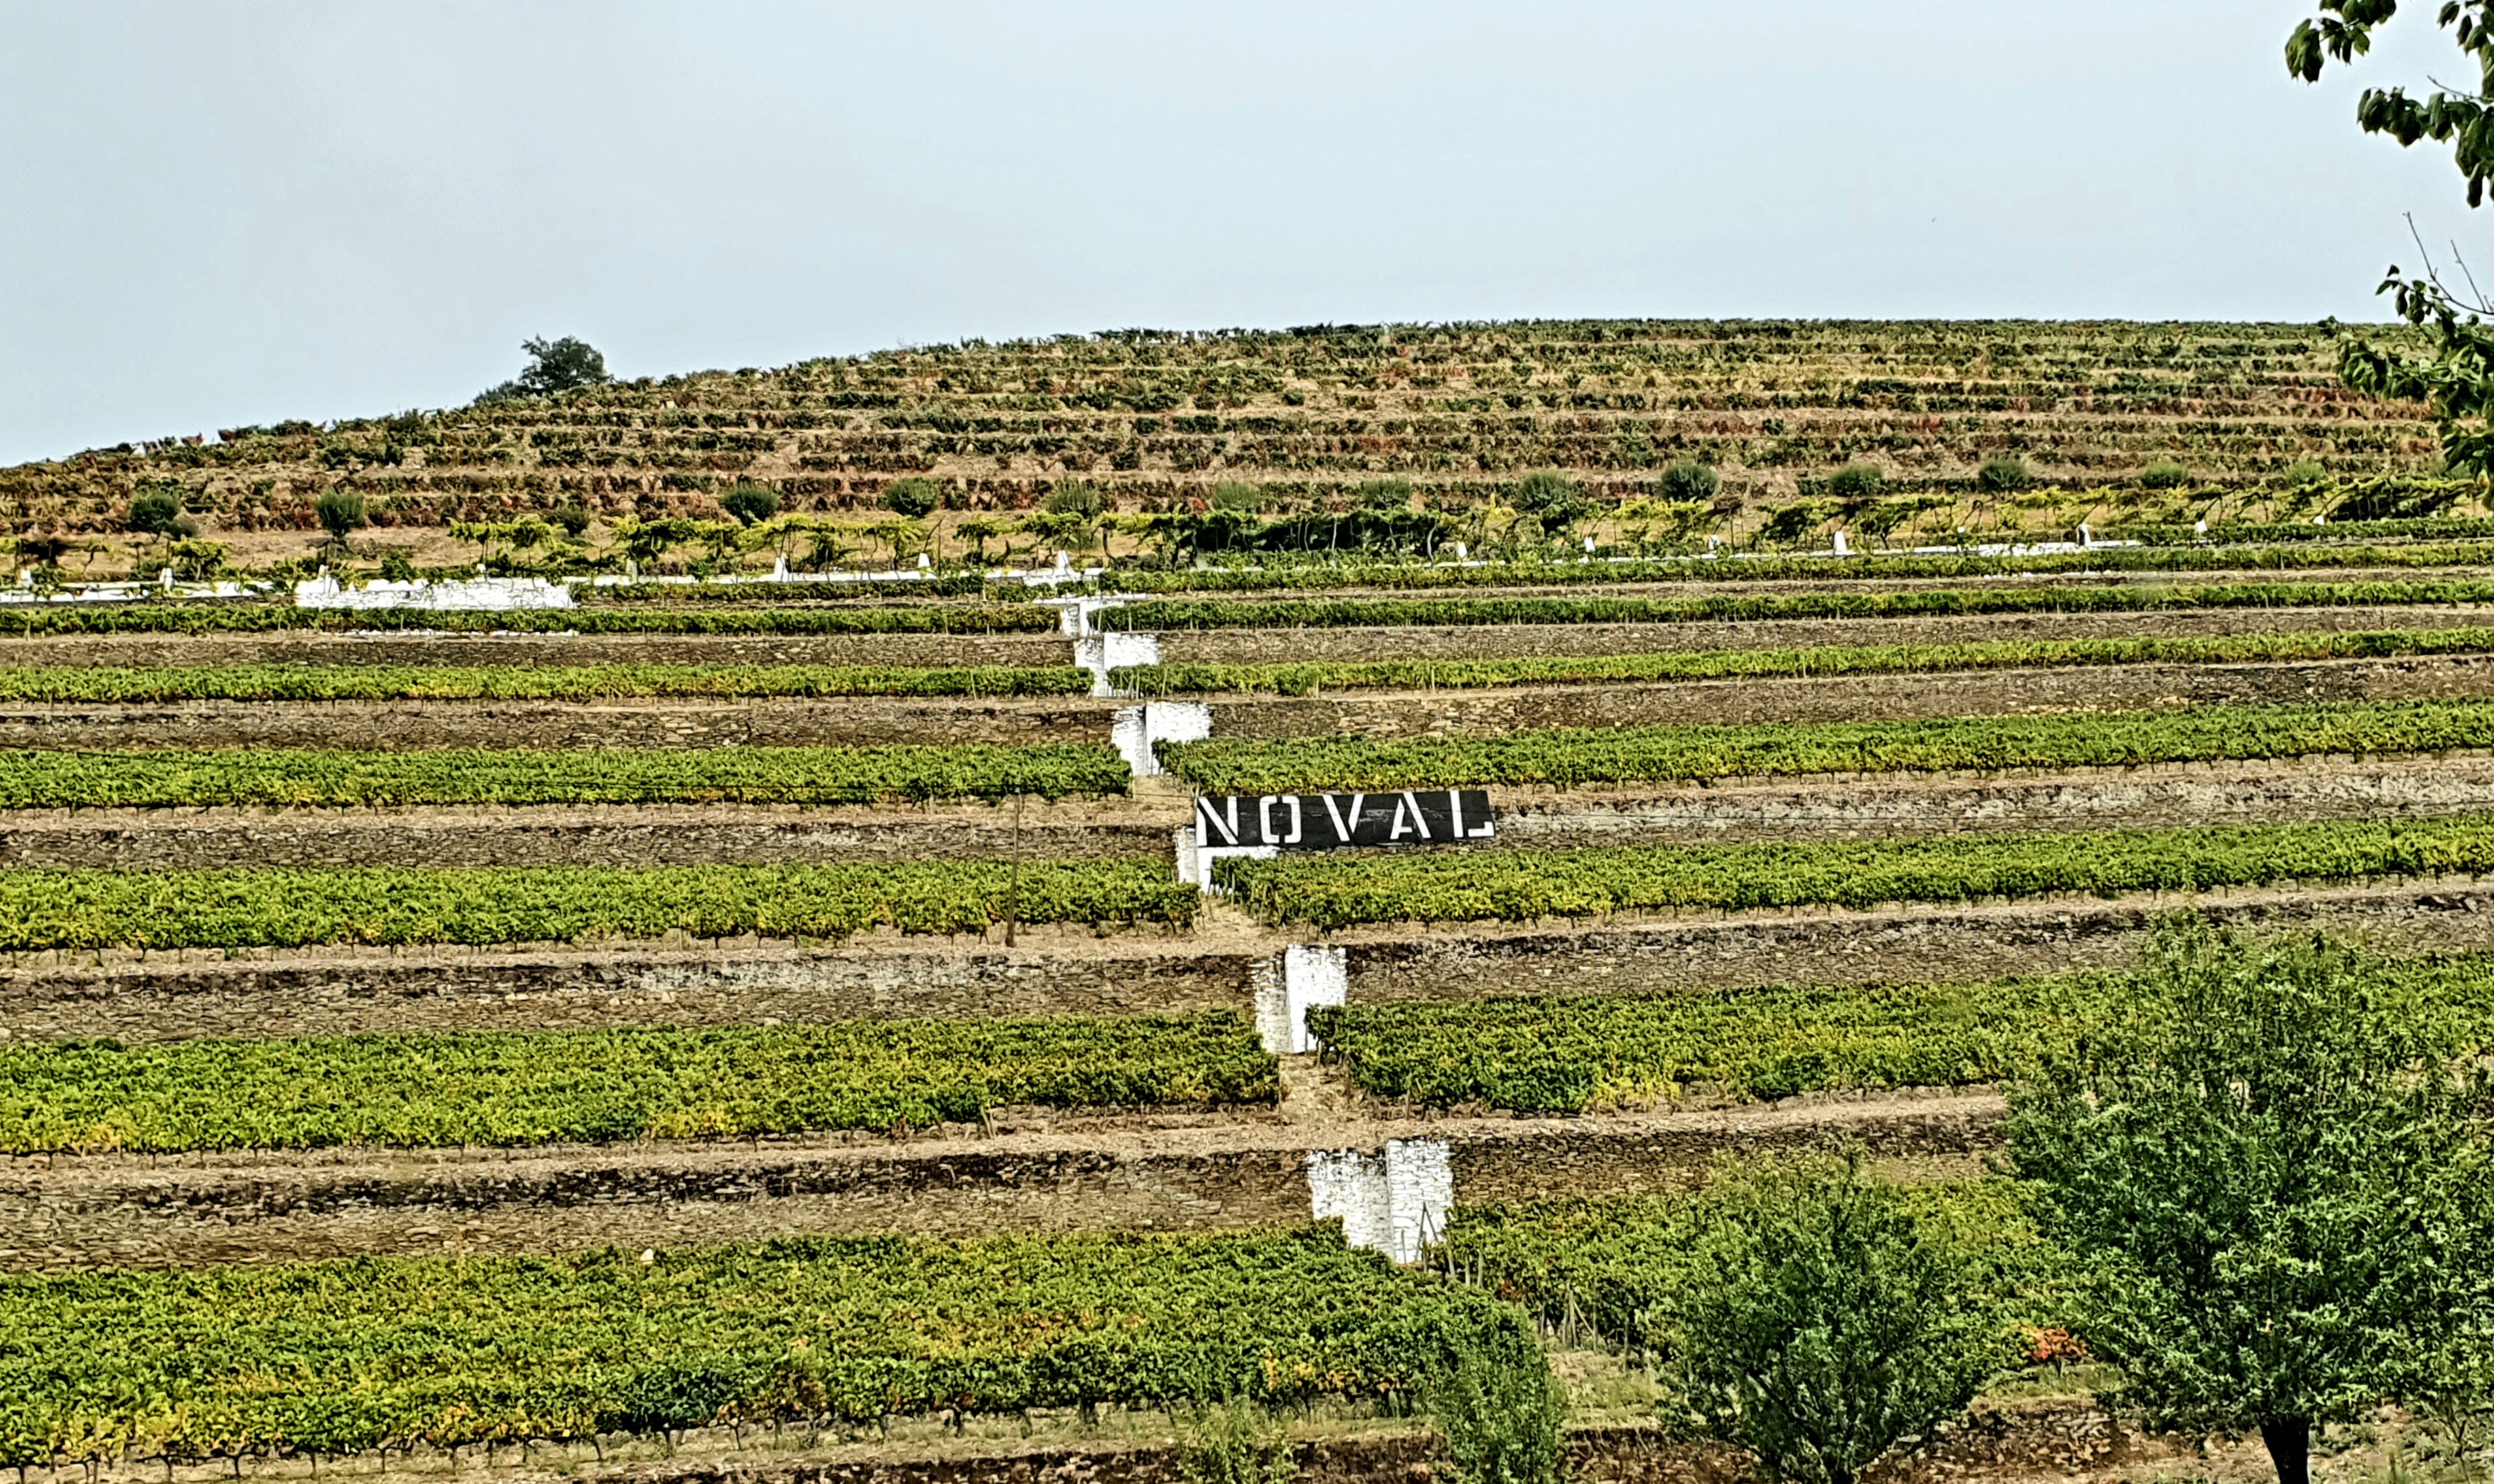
1194 790 1496 850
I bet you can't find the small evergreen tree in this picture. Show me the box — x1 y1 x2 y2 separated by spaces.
316 489 368 548
881 477 941 519
1659 460 1720 503
721 482 779 526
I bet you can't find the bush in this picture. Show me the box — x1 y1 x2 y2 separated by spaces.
1825 465 1885 503
1510 470 1590 527
1211 483 1263 513
1426 1325 1566 1484
2140 460 2191 489
1175 1398 1297 1484
1668 1153 2001 1484
315 490 368 545
1047 483 1105 518
722 482 780 526
1977 456 2031 493
126 490 184 537
880 478 941 519
549 503 592 538
1660 460 1720 503
2282 459 2329 487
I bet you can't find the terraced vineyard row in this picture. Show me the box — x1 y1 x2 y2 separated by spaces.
0 858 1193 951
1120 624 2494 696
1217 814 2494 928
1312 951 2494 1111
0 1228 1527 1465
1159 696 2494 792
0 1013 1273 1152
0 743 1129 808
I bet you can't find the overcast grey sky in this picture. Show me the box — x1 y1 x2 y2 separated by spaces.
1 1 2483 465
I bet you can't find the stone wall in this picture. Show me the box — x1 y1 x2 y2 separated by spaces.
1204 652 2494 738
1489 753 2494 847
1 941 1257 1042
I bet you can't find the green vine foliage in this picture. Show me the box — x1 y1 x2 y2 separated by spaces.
2292 1 2494 474
0 1013 1275 1153
1216 813 2494 930
0 742 1129 808
0 1228 1530 1468
1160 696 2494 794
0 857 1194 952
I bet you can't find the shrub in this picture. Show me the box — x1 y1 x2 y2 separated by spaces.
722 482 780 526
1825 464 1885 503
1426 1323 1566 1484
881 478 940 519
549 503 592 537
1211 483 1263 513
1660 460 1720 503
126 490 184 537
1668 1152 2000 1484
1175 1398 1297 1484
2140 460 2191 489
315 490 368 545
1977 456 2031 493
1510 470 1590 527
1047 483 1105 518
2282 459 2329 487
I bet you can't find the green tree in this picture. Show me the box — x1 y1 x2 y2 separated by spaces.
1976 456 2031 493
881 477 941 519
1660 459 1721 504
477 335 610 403
721 482 779 526
2288 4 2494 472
1665 1152 2000 1484
2008 917 2494 1484
126 489 185 538
315 489 368 550
1509 470 1589 529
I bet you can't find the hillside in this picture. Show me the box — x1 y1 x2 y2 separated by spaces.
0 320 2451 576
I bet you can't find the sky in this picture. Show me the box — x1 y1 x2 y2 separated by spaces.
2 0 2488 465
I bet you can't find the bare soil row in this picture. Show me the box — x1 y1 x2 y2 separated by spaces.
15 877 2494 1044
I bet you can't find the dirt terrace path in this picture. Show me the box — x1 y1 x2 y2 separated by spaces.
0 1087 2003 1270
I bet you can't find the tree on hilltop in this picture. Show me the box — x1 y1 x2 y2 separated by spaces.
477 335 610 403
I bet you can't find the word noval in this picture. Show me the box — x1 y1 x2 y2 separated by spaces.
1194 790 1496 851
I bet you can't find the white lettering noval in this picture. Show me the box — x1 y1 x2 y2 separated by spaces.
1388 792 1429 841
1259 795 1304 846
1197 796 1240 847
1322 794 1365 844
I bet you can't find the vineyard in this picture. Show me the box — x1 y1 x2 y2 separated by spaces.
18 319 2494 1484
0 1013 1275 1152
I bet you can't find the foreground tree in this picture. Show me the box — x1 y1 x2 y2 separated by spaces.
2008 918 2494 1484
2289 3 2494 472
1667 1152 2000 1484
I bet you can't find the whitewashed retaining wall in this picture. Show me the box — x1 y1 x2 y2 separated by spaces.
1306 1139 1453 1264
1252 945 1346 1056
1110 701 1212 779
295 575 575 611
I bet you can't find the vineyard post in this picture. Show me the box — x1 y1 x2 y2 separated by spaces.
1006 793 1022 947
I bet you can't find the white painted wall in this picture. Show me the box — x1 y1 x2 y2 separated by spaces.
1306 1138 1454 1264
296 574 574 611
1073 630 1159 696
1252 945 1344 1056
1110 700 1210 777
